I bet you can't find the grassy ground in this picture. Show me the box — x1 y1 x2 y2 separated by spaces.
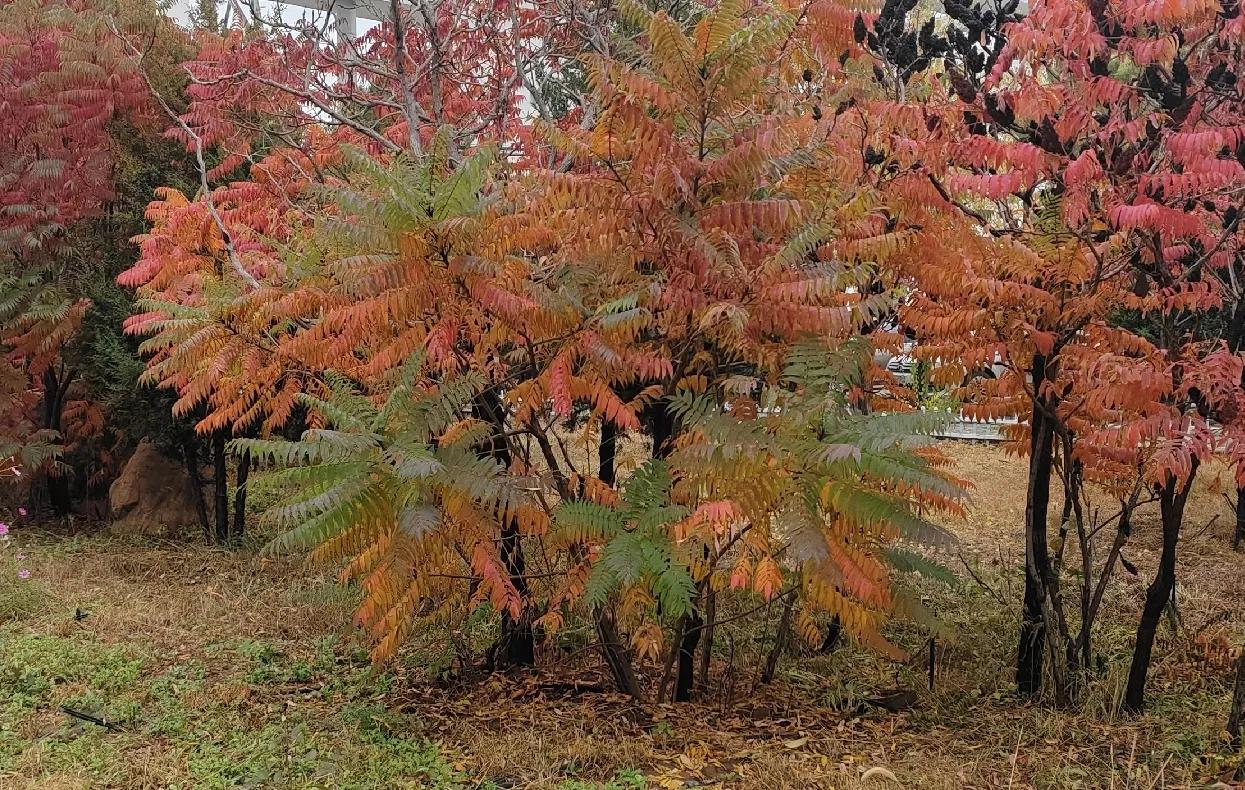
1 442 1243 789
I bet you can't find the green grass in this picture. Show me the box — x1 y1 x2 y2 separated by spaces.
0 619 654 788
0 560 48 624
0 627 470 788
558 770 648 790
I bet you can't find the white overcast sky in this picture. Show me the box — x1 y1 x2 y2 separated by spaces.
167 0 382 36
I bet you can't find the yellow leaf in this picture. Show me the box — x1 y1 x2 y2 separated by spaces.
753 556 783 600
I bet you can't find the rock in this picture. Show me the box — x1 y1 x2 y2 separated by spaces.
108 440 204 536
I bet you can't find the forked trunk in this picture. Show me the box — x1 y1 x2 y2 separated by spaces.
1076 501 1134 685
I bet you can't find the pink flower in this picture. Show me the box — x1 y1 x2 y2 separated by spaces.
0 523 7 536
17 569 31 580
17 507 26 516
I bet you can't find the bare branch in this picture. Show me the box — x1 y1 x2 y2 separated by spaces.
107 17 262 292
391 0 427 155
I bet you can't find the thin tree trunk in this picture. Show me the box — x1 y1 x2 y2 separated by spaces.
497 524 534 666
646 398 676 462
475 388 534 668
41 368 72 515
232 449 250 543
599 418 618 483
1055 482 1074 571
673 611 702 702
645 396 700 701
596 606 642 699
183 438 211 538
698 584 716 693
1229 298 1245 551
659 617 684 703
594 419 642 698
212 431 229 545
821 614 843 653
1061 454 1092 696
45 467 71 516
1077 501 1133 675
677 541 713 701
1124 469 1196 713
1235 487 1245 551
761 594 795 684
1018 356 1056 698
1229 645 1245 750
1069 464 1091 673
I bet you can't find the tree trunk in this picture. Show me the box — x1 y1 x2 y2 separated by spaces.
1229 298 1245 551
594 419 643 698
41 368 72 515
45 465 71 516
600 418 618 482
676 544 713 702
497 522 535 666
646 398 676 461
1078 502 1133 679
1065 457 1092 695
698 584 716 693
212 431 229 545
1017 356 1056 698
1235 487 1245 551
1229 645 1245 750
761 594 795 684
183 438 211 538
596 605 642 699
645 396 700 700
821 614 843 653
659 617 684 703
232 449 250 543
673 610 702 702
475 388 534 668
1124 469 1196 713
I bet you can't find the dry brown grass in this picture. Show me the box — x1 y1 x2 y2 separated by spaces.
21 541 353 651
943 442 1245 672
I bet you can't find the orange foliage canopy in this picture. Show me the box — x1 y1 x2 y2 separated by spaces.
120 0 967 672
